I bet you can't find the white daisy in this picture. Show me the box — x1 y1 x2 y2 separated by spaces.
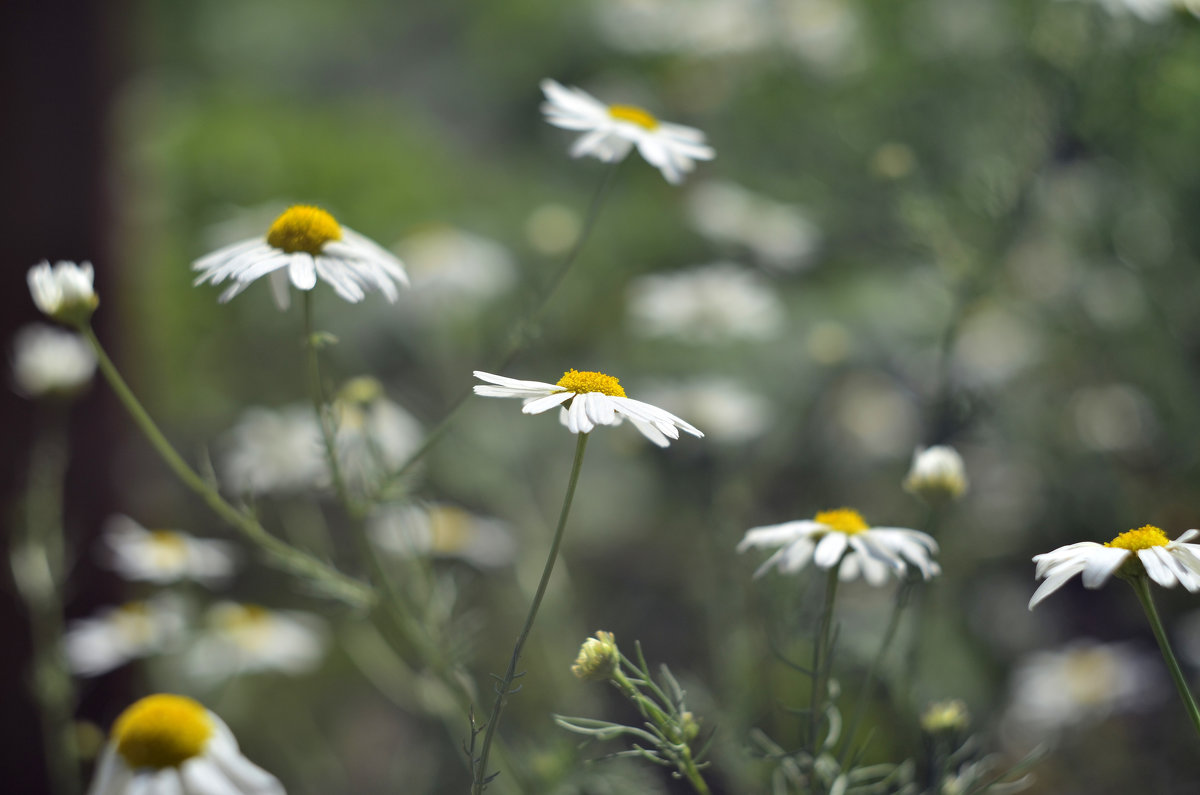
737 507 941 585
685 181 820 271
626 263 786 344
65 597 187 678
332 377 423 493
192 204 408 308
186 602 326 684
396 225 516 311
218 405 327 495
369 502 516 569
11 323 97 398
1028 525 1200 609
86 694 283 795
540 78 715 185
1004 640 1161 737
473 369 704 448
27 260 99 326
101 515 237 586
903 445 968 503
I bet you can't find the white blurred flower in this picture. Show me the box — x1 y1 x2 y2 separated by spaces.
686 181 820 271
778 0 864 71
219 405 326 495
369 503 517 568
187 602 326 683
193 204 408 308
65 596 187 677
86 694 283 795
638 378 771 444
474 369 704 447
1029 525 1200 609
27 260 99 327
333 377 423 492
1069 383 1157 452
11 323 96 398
540 78 715 185
101 515 237 586
738 507 941 585
903 445 968 503
627 263 785 344
1081 0 1177 22
1005 640 1161 736
592 0 769 56
951 306 1042 388
396 225 516 311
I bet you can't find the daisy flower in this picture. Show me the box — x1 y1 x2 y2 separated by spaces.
737 507 941 585
65 597 187 678
626 263 786 344
218 405 327 495
903 445 968 503
11 323 97 398
86 694 283 795
473 369 704 448
186 602 326 684
540 78 715 185
1028 525 1200 609
369 502 517 569
192 204 408 308
27 260 98 326
331 377 423 492
102 515 237 586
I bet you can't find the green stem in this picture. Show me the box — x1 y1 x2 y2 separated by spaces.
840 582 912 766
1130 576 1200 739
15 408 80 795
81 325 373 607
809 564 842 757
385 163 620 486
611 669 711 795
472 432 590 793
302 292 359 518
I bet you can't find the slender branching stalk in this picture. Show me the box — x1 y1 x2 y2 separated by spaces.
472 432 590 793
1129 576 1200 739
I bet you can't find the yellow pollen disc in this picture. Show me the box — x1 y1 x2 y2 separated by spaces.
555 369 626 398
1106 525 1169 552
814 508 869 535
429 506 472 554
608 104 659 130
112 694 213 770
265 205 342 255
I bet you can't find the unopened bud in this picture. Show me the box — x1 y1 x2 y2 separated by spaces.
904 446 967 503
571 631 619 681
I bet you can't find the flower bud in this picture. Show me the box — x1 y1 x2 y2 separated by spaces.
27 260 99 327
571 631 619 681
903 445 967 503
920 699 970 734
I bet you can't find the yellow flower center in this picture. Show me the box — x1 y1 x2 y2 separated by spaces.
112 694 213 770
429 506 472 554
148 530 189 570
814 508 869 535
608 104 659 130
1106 525 1170 552
555 369 626 398
265 205 342 255
212 603 273 651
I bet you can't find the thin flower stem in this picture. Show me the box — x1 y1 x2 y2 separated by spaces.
15 409 80 795
610 669 711 795
840 582 912 766
472 432 590 794
302 292 359 518
808 564 841 759
81 325 373 607
1130 576 1200 739
386 162 620 485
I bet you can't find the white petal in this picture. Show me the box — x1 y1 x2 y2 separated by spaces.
520 391 574 415
737 521 818 551
86 746 132 795
1028 559 1088 609
1079 547 1129 588
1140 547 1181 588
780 537 816 572
267 270 291 310
566 395 594 434
287 254 317 291
813 533 848 568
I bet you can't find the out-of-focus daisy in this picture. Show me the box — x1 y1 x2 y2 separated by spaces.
27 260 99 327
903 445 968 503
626 263 785 344
65 597 187 678
218 405 327 495
1028 525 1200 609
1004 640 1161 737
187 602 326 683
332 377 423 492
396 225 516 311
738 508 941 585
592 0 768 56
473 369 704 448
102 515 237 586
540 78 715 185
638 378 771 444
192 204 408 308
11 323 97 398
86 693 283 795
686 181 820 271
369 502 516 569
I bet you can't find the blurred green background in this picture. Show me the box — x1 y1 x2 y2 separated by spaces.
9 0 1200 793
